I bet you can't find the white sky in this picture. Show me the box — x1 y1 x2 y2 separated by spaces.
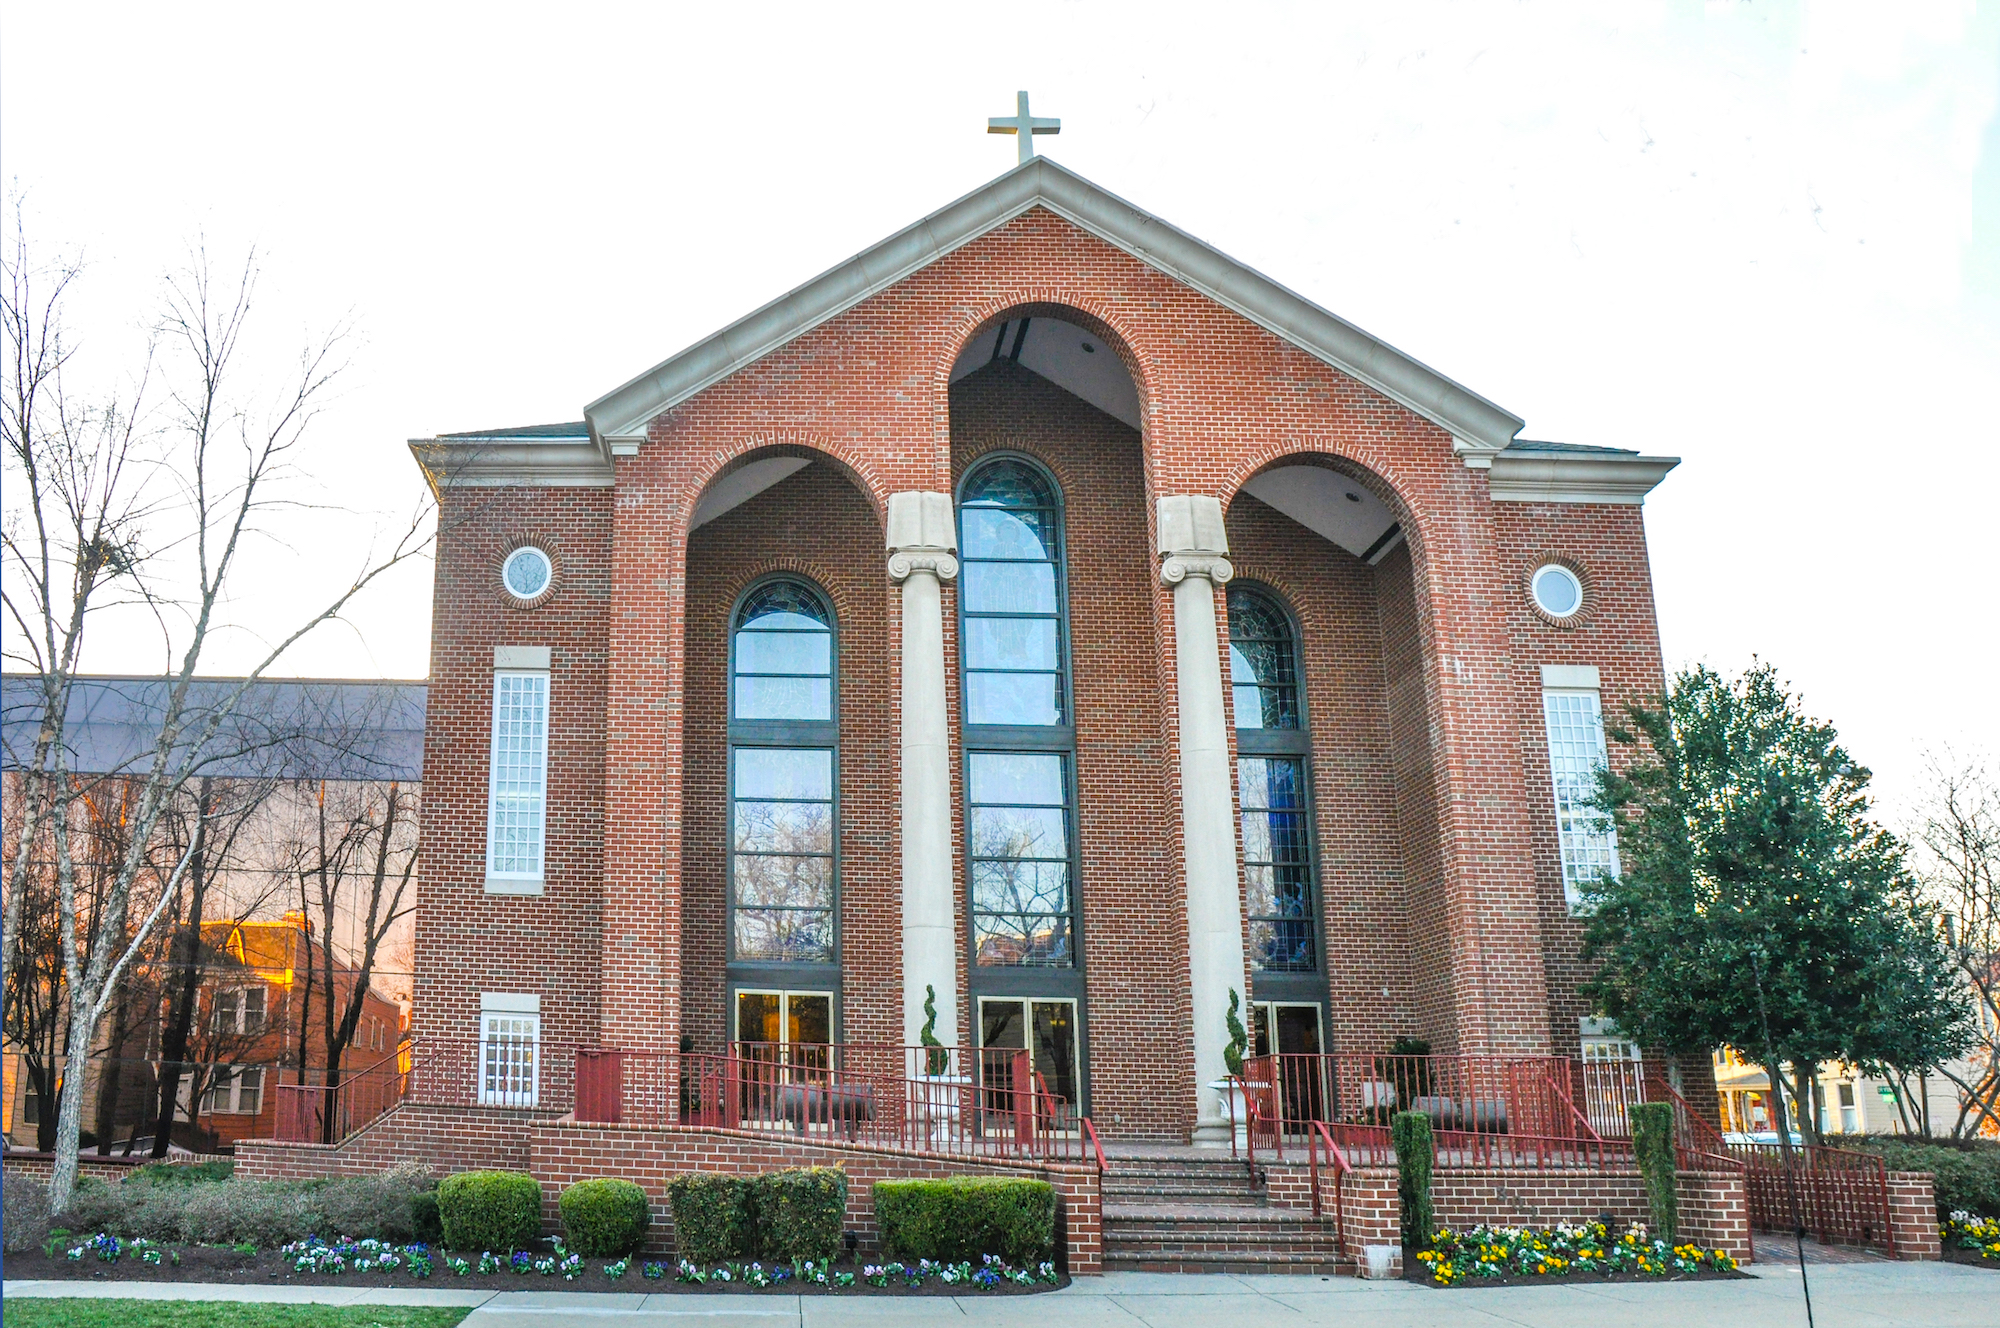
4 2 1996 818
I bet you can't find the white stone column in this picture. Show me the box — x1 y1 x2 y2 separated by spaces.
888 492 960 1051
1159 495 1247 1146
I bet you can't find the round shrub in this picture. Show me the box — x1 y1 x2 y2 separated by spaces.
560 1178 652 1256
438 1170 543 1252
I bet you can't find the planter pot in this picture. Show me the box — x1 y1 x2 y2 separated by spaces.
1207 1077 1271 1151
915 1073 970 1148
1363 1244 1400 1280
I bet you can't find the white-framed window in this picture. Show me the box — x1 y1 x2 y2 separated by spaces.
201 1065 266 1115
212 985 267 1035
487 667 550 888
479 995 540 1107
1531 563 1584 619
501 546 553 602
1541 670 1620 909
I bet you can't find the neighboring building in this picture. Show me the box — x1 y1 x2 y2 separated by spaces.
1 913 406 1152
1 675 423 1153
407 155 1695 1144
180 915 407 1149
1713 1046 1988 1141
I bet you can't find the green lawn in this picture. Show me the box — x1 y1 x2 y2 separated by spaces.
1 1302 471 1328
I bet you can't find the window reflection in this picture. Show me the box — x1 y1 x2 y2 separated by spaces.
959 460 1065 726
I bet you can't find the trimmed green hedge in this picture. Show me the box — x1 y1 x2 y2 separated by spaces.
873 1177 1055 1265
438 1171 542 1252
751 1167 846 1262
560 1178 652 1257
666 1174 752 1264
1842 1137 2000 1222
666 1168 847 1263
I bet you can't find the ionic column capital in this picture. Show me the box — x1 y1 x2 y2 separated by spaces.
887 491 958 584
888 548 959 583
1161 553 1233 586
1158 494 1232 587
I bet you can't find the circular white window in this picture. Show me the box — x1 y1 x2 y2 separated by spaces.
502 546 552 601
1531 564 1583 619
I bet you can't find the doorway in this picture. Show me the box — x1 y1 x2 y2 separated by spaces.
1251 1001 1325 1126
977 996 1081 1127
734 989 833 1073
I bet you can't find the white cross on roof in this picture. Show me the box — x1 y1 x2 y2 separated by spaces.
988 91 1060 165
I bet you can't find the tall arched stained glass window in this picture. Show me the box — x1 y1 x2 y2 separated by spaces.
729 579 836 965
1228 586 1319 975
957 452 1084 1117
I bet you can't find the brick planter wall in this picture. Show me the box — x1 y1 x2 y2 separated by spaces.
529 1119 1102 1273
1285 1164 1752 1263
1886 1171 1941 1261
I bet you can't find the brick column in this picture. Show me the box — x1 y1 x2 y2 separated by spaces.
1886 1171 1941 1260
1158 495 1246 1145
887 492 961 1050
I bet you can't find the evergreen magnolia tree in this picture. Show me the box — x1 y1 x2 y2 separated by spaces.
1579 662 1971 1144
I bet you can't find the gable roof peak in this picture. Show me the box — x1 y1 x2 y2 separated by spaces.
583 156 1526 458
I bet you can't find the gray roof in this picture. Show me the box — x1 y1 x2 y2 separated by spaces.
1 675 427 782
439 422 589 441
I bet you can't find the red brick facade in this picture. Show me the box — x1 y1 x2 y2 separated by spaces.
412 194 1699 1137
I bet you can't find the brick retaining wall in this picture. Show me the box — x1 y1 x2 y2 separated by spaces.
1260 1162 1753 1264
232 1103 555 1182
529 1119 1102 1273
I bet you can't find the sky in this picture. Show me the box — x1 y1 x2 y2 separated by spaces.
3 1 1996 820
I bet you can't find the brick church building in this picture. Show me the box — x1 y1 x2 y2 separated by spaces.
407 154 1686 1151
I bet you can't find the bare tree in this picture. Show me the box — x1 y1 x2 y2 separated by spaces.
144 773 282 1155
2 217 431 1208
1909 750 2000 1138
285 778 418 1140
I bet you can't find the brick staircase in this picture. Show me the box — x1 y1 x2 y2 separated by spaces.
1100 1148 1348 1274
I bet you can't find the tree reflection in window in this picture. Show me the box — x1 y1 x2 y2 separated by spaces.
968 751 1072 966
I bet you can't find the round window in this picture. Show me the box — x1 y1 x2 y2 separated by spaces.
1531 563 1583 619
502 546 552 601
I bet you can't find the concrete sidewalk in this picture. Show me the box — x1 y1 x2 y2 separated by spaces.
4 1262 1991 1326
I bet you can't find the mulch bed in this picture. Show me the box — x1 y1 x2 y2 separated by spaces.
1941 1249 1997 1271
14 1247 1065 1295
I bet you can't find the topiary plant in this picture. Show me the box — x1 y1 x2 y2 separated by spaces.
560 1178 652 1257
1391 1110 1436 1249
1223 988 1248 1079
1628 1101 1678 1242
921 984 949 1076
438 1171 543 1252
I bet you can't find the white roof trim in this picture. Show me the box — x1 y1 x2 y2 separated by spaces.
1487 450 1679 505
408 437 613 491
584 157 1525 453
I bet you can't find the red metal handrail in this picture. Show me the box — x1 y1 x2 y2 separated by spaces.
1307 1117 1349 1251
1080 1115 1107 1175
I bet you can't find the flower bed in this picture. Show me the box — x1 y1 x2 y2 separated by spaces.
1413 1221 1743 1288
24 1229 1063 1295
1941 1211 1998 1267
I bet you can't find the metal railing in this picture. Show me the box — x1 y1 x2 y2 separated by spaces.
269 1035 1101 1164
1237 1052 1626 1169
1306 1117 1349 1248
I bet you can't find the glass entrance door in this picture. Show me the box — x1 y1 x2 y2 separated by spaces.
1252 1001 1325 1126
977 996 1080 1127
735 989 833 1073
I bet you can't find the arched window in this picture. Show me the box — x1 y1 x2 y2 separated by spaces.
729 579 836 968
958 458 1065 726
957 454 1083 1114
1228 586 1318 976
